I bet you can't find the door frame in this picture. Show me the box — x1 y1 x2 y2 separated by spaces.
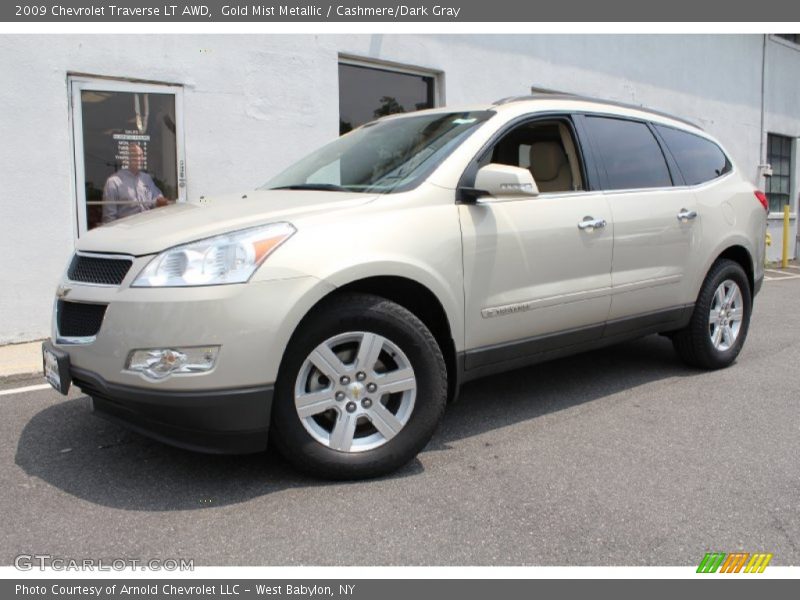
68 76 186 238
573 111 685 191
455 111 601 203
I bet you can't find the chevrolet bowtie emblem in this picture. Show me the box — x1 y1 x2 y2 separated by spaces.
56 285 72 299
351 387 360 399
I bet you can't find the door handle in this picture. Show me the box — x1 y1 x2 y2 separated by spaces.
577 216 607 230
677 209 698 221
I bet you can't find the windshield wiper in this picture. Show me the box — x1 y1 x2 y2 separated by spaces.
270 184 352 192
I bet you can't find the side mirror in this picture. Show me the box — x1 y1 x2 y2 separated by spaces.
471 163 539 200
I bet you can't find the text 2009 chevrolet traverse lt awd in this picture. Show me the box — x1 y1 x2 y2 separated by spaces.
44 95 767 479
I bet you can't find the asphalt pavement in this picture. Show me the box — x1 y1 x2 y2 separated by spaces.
1 276 798 566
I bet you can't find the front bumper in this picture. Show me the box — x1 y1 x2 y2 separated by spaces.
52 275 332 390
47 270 335 453
71 365 274 454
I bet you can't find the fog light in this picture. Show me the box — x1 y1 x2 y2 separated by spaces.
126 346 220 380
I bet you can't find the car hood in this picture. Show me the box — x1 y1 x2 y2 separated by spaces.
75 190 378 256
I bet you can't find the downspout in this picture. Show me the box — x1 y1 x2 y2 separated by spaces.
759 33 766 172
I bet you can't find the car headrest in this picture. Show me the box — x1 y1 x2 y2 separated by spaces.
529 141 567 182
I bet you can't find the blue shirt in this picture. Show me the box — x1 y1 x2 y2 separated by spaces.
101 169 163 223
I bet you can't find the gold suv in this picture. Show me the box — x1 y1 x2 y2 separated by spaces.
43 95 767 479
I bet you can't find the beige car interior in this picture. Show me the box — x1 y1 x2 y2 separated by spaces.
489 120 584 193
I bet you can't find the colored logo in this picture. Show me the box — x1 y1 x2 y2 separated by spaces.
697 552 773 573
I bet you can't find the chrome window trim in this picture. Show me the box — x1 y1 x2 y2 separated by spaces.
598 170 734 196
475 190 599 204
474 169 734 204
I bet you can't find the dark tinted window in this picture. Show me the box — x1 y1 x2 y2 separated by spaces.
584 116 672 190
656 125 731 185
338 63 435 135
777 34 800 45
79 90 178 230
765 133 793 212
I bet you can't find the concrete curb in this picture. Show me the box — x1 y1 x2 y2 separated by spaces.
0 340 44 380
0 372 45 385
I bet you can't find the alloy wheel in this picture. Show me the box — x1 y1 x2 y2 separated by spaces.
708 279 744 351
293 331 417 452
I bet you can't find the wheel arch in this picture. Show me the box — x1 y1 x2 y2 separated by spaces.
715 244 755 295
692 239 756 301
284 274 462 403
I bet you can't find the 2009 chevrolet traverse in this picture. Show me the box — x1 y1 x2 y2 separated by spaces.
44 95 767 479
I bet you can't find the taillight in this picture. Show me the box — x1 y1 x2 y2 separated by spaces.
755 190 769 212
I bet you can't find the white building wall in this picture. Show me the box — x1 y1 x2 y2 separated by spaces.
0 34 798 343
763 37 800 261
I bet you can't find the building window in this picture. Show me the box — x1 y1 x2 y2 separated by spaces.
69 77 185 235
766 133 794 213
776 34 800 45
338 61 437 135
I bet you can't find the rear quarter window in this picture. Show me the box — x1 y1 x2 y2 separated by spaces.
583 116 673 190
655 125 732 185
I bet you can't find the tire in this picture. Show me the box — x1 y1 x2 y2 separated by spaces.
270 293 447 480
672 259 752 370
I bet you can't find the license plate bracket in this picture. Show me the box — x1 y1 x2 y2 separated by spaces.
42 341 71 395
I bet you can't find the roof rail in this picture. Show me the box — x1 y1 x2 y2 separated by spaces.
491 93 702 130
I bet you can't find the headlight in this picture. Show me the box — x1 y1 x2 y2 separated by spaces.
132 222 295 287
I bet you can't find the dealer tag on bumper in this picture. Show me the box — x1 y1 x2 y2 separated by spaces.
42 341 71 395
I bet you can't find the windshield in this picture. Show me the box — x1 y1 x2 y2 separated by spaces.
261 110 494 194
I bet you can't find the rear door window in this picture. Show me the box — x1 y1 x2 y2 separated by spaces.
584 116 672 190
655 125 732 185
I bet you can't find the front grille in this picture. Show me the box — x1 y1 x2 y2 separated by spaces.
57 301 107 338
67 254 132 285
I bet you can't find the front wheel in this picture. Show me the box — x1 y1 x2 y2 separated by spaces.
672 259 752 369
270 294 447 480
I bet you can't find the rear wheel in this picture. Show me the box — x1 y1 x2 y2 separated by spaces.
270 293 447 480
672 259 752 369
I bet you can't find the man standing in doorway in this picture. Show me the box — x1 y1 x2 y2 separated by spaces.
101 143 169 224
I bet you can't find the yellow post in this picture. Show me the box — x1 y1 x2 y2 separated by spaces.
782 204 791 269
